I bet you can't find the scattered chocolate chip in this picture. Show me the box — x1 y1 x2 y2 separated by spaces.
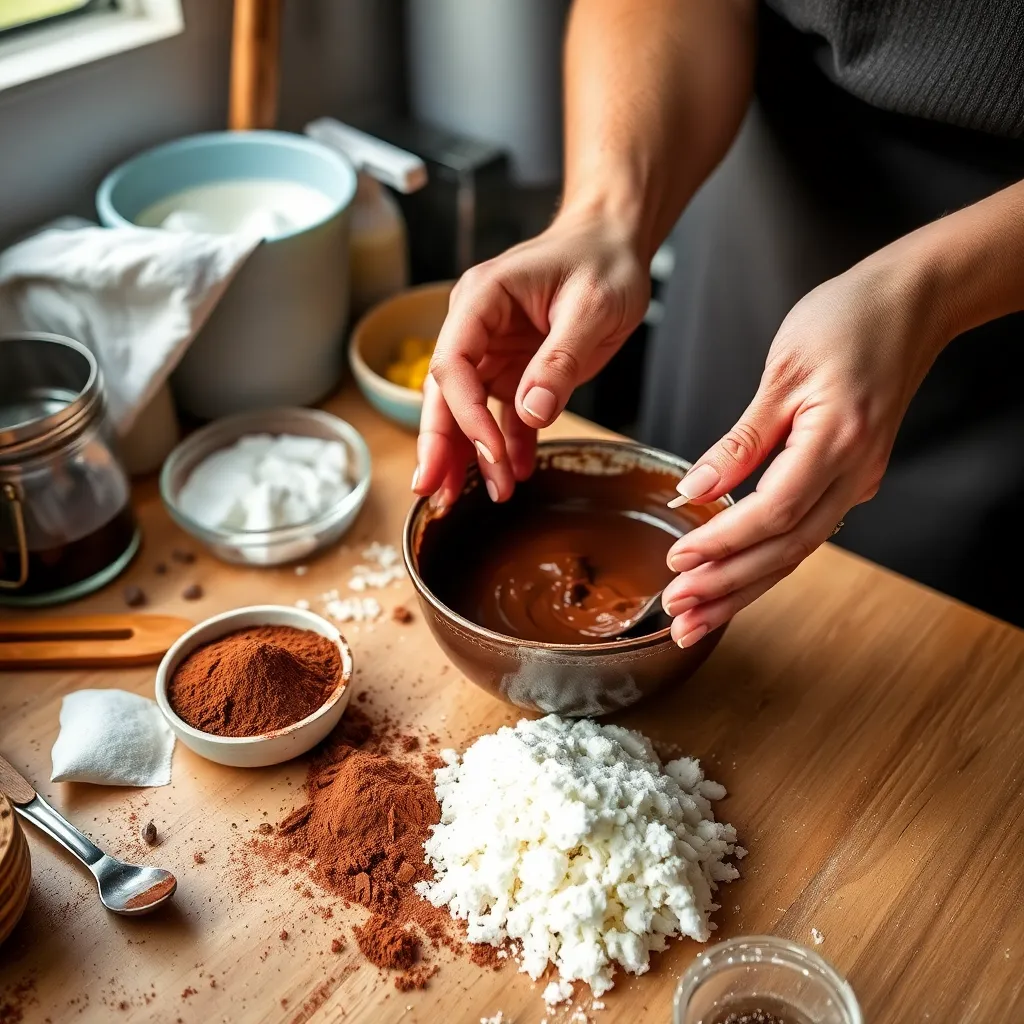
154 562 168 575
123 584 147 608
181 583 203 601
193 851 206 864
279 929 289 941
330 938 344 954
258 822 273 835
171 548 196 565
141 821 158 846
391 605 413 623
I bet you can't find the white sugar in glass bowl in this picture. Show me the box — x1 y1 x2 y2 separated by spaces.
160 407 370 566
154 605 353 768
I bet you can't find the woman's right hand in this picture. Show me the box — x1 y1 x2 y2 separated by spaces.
413 205 651 508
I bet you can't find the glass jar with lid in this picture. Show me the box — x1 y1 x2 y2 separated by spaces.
0 332 140 606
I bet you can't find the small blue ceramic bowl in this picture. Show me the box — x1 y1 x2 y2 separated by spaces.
348 281 453 430
97 131 357 421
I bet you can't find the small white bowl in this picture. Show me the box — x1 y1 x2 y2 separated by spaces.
155 605 353 768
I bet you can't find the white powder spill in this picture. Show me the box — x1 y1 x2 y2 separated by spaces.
348 541 404 590
418 716 744 996
543 979 574 1007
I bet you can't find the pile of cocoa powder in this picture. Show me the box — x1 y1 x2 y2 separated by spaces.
168 625 342 737
253 706 461 989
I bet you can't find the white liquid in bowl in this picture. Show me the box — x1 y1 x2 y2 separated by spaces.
135 179 335 239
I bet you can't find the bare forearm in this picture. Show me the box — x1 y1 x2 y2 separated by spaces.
562 0 756 262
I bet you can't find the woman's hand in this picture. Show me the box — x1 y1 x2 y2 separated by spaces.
661 253 950 647
413 207 651 508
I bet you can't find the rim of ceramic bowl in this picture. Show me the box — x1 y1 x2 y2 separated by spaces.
154 605 354 746
402 438 734 654
348 281 455 408
96 129 358 243
159 407 372 547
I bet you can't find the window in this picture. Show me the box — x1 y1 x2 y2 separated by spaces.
0 0 183 93
0 1 116 37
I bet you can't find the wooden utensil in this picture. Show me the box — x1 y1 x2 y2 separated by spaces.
229 0 282 130
0 792 31 946
0 755 177 917
0 614 191 670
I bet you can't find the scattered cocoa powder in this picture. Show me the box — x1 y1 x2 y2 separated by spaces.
280 930 289 941
171 548 195 564
469 943 506 971
253 706 455 983
258 822 273 835
0 977 35 1024
180 988 197 1000
394 964 439 991
193 851 206 865
400 735 420 752
354 915 417 970
168 625 341 737
330 938 345 954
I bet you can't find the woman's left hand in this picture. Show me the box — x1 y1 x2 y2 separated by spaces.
661 252 949 647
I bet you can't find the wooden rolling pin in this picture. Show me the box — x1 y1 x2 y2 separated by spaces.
230 0 282 130
0 615 191 670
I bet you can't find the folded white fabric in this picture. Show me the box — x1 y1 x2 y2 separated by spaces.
51 689 175 787
0 217 260 433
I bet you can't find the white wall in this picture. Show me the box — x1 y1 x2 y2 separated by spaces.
0 0 403 247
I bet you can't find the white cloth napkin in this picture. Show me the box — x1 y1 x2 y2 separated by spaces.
0 217 260 434
51 689 175 787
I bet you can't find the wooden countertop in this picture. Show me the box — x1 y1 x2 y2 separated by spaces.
1 387 1023 1024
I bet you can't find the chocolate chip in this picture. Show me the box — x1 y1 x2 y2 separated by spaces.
391 605 413 623
123 584 147 608
258 823 273 835
154 562 168 575
171 548 196 565
181 583 203 601
141 821 158 845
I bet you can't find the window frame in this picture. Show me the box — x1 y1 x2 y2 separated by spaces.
0 0 183 94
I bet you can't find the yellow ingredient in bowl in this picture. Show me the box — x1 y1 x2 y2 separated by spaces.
385 336 436 391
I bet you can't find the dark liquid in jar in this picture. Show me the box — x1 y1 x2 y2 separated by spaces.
0 504 137 597
709 999 811 1024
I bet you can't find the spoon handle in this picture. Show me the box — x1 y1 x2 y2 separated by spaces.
14 794 106 868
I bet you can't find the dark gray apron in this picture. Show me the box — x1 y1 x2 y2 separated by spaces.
640 9 1024 626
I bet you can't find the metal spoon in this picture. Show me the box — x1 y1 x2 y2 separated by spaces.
0 753 176 916
612 591 670 638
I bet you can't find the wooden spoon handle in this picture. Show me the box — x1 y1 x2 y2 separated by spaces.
229 0 282 130
0 614 191 669
0 754 36 806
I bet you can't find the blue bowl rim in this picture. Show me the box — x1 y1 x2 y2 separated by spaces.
96 129 358 243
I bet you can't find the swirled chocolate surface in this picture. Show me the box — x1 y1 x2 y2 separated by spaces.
438 507 676 644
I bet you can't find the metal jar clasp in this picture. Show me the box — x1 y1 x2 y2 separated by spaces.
0 482 28 589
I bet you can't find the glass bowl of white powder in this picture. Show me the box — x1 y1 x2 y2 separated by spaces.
160 407 370 566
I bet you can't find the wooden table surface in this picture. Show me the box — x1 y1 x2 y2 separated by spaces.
1 386 1023 1024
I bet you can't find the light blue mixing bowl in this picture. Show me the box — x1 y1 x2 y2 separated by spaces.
97 131 357 420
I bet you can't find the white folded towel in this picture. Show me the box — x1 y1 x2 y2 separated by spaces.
0 217 260 433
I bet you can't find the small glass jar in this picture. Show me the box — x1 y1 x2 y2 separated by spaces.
0 333 140 606
674 936 862 1024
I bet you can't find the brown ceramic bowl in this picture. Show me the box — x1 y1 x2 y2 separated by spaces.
403 439 733 717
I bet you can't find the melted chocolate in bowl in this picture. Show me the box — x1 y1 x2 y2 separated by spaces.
407 440 729 716
442 506 676 643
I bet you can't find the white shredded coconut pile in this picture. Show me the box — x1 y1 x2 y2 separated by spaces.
417 716 744 996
